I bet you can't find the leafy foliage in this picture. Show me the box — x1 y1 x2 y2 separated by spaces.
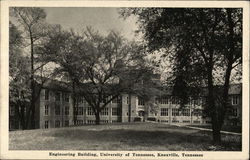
41 26 155 124
120 8 242 142
10 7 56 129
9 22 31 129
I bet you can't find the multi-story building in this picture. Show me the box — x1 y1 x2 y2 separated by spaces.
9 81 242 130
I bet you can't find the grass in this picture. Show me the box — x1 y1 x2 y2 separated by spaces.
9 122 241 151
188 125 242 133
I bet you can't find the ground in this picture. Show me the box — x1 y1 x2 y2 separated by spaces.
9 122 241 151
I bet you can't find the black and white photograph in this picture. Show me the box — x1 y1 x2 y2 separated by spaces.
0 1 249 160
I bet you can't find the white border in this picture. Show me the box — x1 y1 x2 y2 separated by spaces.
1 1 249 160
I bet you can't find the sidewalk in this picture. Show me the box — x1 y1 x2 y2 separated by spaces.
171 124 242 136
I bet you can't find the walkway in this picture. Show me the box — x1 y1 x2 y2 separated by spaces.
171 124 242 136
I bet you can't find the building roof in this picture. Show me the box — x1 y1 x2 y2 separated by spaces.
160 83 242 97
39 78 242 96
41 79 71 92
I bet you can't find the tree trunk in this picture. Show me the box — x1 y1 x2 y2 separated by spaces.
212 115 222 143
95 111 100 125
29 30 36 129
219 8 236 127
20 104 27 130
207 65 222 143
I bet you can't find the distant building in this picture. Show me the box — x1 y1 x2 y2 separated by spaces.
9 80 242 130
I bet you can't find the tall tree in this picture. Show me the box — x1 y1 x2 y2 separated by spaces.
120 8 242 143
9 22 31 129
41 26 151 125
38 25 86 125
10 7 52 128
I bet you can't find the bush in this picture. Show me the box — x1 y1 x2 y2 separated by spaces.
147 117 156 121
134 117 141 122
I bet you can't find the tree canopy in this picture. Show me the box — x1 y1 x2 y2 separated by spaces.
40 26 155 124
120 8 242 143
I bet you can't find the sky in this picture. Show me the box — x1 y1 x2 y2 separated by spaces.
43 7 139 41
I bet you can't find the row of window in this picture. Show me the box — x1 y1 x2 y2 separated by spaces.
42 104 238 117
231 96 239 105
156 97 203 105
44 88 240 106
78 96 122 104
85 107 120 116
160 108 202 116
44 120 69 128
44 119 114 128
228 108 238 116
159 120 210 124
141 96 239 106
44 89 70 102
44 105 69 116
47 106 121 116
46 89 123 104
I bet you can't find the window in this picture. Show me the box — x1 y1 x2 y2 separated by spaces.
182 109 190 116
55 105 60 115
193 121 200 124
64 120 69 127
112 120 119 123
45 89 49 100
232 96 238 105
232 108 237 116
161 120 168 123
160 108 168 116
78 107 83 115
172 120 179 123
101 120 109 123
87 107 94 115
55 120 60 128
55 92 60 101
87 120 95 124
112 108 118 116
182 120 190 123
104 96 112 103
76 120 83 125
64 106 69 115
112 96 121 104
138 97 145 106
172 108 180 116
45 105 49 116
63 93 69 102
156 97 169 104
101 108 109 116
45 121 49 129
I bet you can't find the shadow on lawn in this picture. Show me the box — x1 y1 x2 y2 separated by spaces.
51 128 241 151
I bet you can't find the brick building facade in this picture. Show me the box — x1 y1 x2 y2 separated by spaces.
9 82 242 130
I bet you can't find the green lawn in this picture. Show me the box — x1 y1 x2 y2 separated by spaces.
9 122 241 151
